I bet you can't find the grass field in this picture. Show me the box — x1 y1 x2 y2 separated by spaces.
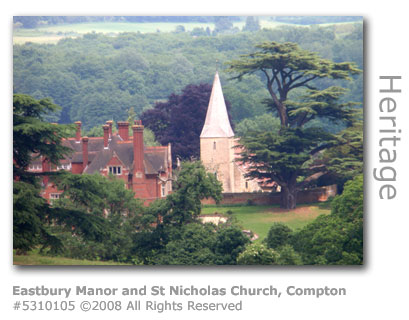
12 19 317 44
201 204 330 241
13 250 131 266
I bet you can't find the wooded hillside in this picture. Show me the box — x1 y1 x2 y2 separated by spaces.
13 22 363 131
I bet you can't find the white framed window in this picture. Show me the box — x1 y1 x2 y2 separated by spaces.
49 193 61 205
28 164 41 171
161 184 166 197
57 163 71 171
109 166 122 175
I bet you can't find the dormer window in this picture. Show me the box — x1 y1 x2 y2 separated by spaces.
109 166 122 175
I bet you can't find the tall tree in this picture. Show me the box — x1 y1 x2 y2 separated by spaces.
141 83 233 162
13 94 107 253
227 42 361 208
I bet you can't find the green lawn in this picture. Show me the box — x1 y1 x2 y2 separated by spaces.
201 204 330 241
13 250 131 266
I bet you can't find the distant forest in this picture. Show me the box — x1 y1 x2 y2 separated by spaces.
13 16 362 29
13 21 363 131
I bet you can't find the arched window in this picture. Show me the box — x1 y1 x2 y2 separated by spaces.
213 141 216 150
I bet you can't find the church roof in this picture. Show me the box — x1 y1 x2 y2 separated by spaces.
200 72 234 138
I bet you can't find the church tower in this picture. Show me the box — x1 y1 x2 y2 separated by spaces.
200 72 236 192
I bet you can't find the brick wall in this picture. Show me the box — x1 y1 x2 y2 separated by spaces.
202 185 337 205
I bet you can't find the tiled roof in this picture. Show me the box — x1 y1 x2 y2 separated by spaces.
29 129 170 177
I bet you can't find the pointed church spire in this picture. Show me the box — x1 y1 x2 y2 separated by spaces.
200 72 235 138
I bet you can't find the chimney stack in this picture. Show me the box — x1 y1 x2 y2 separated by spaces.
103 124 109 148
82 136 89 171
75 121 82 143
106 120 113 139
41 156 51 186
132 121 144 175
117 121 129 141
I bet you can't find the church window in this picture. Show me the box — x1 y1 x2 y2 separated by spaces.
213 141 216 150
109 166 122 175
245 181 249 189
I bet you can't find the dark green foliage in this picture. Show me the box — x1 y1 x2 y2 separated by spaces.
227 41 361 128
161 161 223 226
290 174 363 265
13 94 73 181
12 95 141 255
238 127 337 208
13 181 51 253
265 223 293 249
275 245 302 265
141 83 233 161
151 223 217 265
228 41 362 208
47 173 145 262
213 226 250 264
320 122 363 190
331 174 364 221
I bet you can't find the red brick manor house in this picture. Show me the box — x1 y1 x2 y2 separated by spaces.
29 120 173 204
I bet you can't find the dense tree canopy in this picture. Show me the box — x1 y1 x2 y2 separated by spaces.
261 174 363 265
227 41 362 208
13 23 363 130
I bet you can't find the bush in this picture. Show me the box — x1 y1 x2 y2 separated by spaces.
237 243 278 265
265 223 293 249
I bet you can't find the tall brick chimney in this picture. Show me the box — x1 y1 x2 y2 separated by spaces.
103 124 109 149
75 121 81 143
41 156 51 186
117 121 129 141
106 120 113 139
82 136 89 171
132 121 144 175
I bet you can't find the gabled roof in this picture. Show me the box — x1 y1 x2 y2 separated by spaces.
29 126 171 181
200 72 235 138
82 135 170 175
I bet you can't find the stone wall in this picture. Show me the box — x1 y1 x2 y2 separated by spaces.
202 185 337 205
